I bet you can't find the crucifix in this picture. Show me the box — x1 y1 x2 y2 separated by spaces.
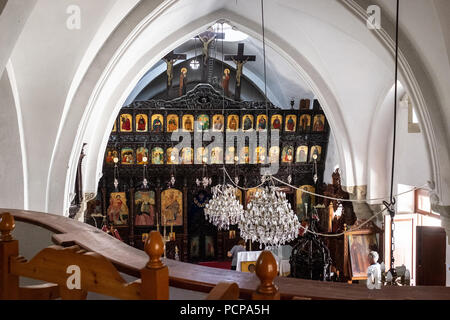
162 50 186 97
225 43 256 101
197 28 224 82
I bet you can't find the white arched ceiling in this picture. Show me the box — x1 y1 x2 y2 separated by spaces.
3 0 449 215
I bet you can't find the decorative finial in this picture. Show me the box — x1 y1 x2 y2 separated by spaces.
0 212 15 242
254 250 279 296
144 231 164 269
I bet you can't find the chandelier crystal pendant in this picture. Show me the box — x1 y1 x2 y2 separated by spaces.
239 186 300 248
204 184 244 230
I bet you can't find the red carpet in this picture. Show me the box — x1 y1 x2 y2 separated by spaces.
198 261 232 270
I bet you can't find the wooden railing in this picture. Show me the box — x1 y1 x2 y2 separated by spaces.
1 209 450 300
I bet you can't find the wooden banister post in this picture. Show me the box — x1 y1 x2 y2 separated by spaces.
140 231 169 300
0 212 19 299
252 250 280 300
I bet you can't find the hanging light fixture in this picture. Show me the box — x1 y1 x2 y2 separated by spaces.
204 183 243 230
239 186 300 248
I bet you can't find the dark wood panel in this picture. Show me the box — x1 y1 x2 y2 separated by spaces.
416 226 446 286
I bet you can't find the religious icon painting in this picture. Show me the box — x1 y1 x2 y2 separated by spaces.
299 114 311 132
134 190 156 226
299 99 311 110
161 188 183 226
245 188 263 207
227 114 239 131
296 185 315 222
120 114 132 132
312 114 325 132
210 147 223 164
151 114 164 133
309 145 322 162
136 147 149 165
296 145 308 163
167 114 179 133
242 114 254 131
241 261 257 273
255 146 266 164
181 147 193 164
212 114 224 132
196 114 210 131
285 115 297 132
348 233 378 278
281 146 294 163
269 146 280 164
225 146 236 164
151 147 164 165
135 114 148 132
271 114 282 130
107 192 129 225
121 148 134 165
105 148 118 164
182 114 194 132
190 236 200 259
205 236 215 258
239 146 250 164
196 147 208 164
256 114 268 131
112 121 117 132
166 147 179 164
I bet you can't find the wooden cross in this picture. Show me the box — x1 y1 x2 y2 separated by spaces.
225 43 256 101
162 50 187 96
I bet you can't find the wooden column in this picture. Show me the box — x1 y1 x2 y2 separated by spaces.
252 251 280 300
0 212 19 299
156 178 161 232
182 179 188 262
140 231 169 300
129 178 135 247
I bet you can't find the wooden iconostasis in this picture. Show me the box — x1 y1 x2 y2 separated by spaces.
86 84 331 263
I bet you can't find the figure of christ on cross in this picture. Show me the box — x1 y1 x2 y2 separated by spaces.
225 43 256 101
162 50 186 95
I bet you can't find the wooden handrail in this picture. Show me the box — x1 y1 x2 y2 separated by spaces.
3 209 450 300
206 282 239 300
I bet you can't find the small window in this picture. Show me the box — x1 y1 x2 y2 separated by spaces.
415 189 439 218
406 95 420 133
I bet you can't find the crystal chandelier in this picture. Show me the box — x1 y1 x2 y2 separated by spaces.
239 186 300 248
204 184 243 230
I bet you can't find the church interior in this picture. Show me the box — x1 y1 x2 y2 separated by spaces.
1 0 450 301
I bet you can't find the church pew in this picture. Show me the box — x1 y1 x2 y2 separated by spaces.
3 209 450 300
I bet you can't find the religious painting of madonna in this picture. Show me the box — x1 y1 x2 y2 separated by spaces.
196 114 210 131
285 115 297 132
136 147 149 165
348 233 378 279
312 114 325 132
296 185 315 222
120 114 132 132
271 114 282 130
134 191 156 226
161 189 183 226
135 114 148 132
182 114 194 132
107 192 129 225
151 147 164 165
242 114 254 131
212 114 224 132
121 148 134 165
227 114 239 131
167 114 179 133
105 148 119 164
151 114 164 133
256 114 268 131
